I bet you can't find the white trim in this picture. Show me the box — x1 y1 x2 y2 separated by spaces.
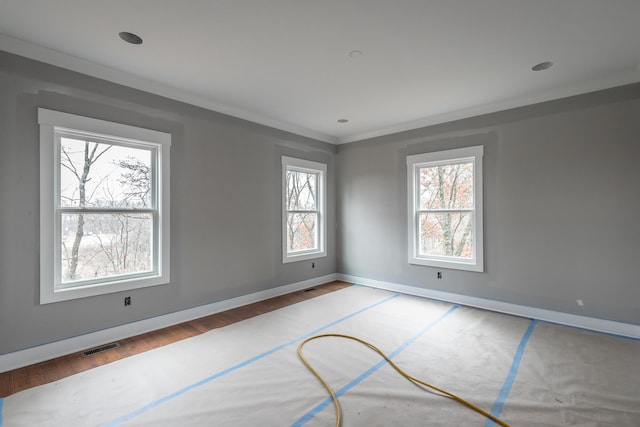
0 274 338 373
338 274 640 339
38 108 171 303
282 156 327 263
38 109 171 144
336 71 640 144
3 35 640 146
407 146 484 272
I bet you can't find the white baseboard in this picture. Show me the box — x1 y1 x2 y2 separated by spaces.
338 274 640 339
0 274 337 373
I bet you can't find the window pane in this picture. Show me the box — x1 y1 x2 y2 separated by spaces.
418 212 473 259
419 162 473 210
60 137 152 208
286 212 317 252
286 169 317 211
61 213 153 283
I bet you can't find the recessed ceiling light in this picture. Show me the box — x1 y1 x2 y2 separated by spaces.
531 61 553 71
337 119 349 123
119 32 143 45
349 50 363 58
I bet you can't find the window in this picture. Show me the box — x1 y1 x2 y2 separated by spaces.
282 156 326 263
407 146 483 272
39 108 171 303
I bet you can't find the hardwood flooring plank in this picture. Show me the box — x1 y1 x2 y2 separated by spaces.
0 371 14 397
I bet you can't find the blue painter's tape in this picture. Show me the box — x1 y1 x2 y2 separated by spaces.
103 292 401 426
1 397 4 427
291 304 460 427
485 319 537 427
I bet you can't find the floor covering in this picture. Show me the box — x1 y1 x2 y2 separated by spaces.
2 285 639 426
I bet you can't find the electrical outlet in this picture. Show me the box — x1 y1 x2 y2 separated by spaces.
437 272 442 279
124 296 131 306
312 262 315 268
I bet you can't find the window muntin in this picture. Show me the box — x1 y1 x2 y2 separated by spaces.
407 146 483 272
39 109 170 303
282 156 326 263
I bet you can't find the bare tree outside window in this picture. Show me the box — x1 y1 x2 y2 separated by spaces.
39 108 170 303
60 140 111 279
285 169 318 252
281 156 326 264
59 137 153 283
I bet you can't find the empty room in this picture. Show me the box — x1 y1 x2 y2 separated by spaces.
1 1 639 426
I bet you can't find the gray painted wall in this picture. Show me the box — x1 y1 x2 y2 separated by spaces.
1 50 639 356
0 52 336 355
337 84 640 325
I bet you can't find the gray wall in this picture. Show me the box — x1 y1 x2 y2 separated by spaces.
337 84 640 325
2 50 639 356
0 52 336 355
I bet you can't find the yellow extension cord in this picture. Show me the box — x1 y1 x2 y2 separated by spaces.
297 334 510 427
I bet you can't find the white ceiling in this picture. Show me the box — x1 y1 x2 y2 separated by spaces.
1 0 639 144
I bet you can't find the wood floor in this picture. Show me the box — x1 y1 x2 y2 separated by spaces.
0 280 351 398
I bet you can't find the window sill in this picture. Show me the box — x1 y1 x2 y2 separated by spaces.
283 251 327 264
409 257 483 272
41 274 170 304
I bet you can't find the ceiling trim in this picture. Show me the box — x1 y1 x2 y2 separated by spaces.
337 71 640 144
0 34 338 144
2 34 639 146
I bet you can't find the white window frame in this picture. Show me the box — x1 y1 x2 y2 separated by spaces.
282 156 327 263
407 145 484 272
39 108 171 303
